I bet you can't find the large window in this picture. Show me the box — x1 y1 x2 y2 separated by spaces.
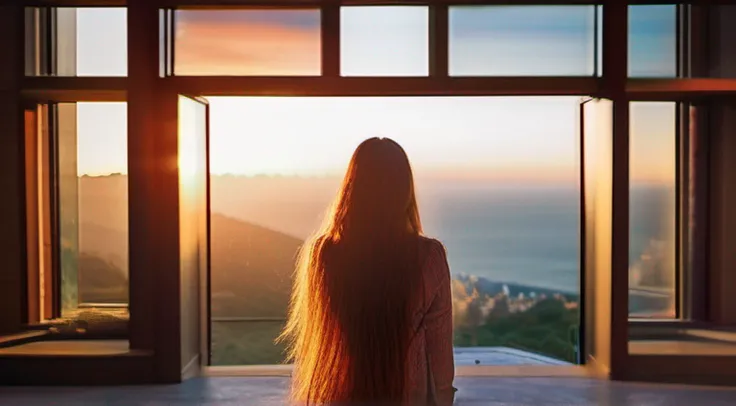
24 102 129 323
209 96 581 366
10 0 726 383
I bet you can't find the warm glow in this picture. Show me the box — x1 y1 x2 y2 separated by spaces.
178 96 205 181
175 10 321 75
76 7 678 183
207 96 582 183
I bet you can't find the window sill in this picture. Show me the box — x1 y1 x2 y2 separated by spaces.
0 339 145 358
203 364 591 378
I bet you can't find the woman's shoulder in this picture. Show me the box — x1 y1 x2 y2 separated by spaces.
417 236 449 275
418 236 447 257
416 236 451 296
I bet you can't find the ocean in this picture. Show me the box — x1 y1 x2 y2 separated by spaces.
418 184 580 293
418 183 674 295
213 178 675 298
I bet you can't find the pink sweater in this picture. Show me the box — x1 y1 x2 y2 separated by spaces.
406 237 456 405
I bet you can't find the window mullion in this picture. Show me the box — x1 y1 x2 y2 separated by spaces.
428 4 448 77
321 4 340 77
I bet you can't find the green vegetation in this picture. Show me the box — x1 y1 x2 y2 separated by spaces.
211 321 287 365
453 298 579 363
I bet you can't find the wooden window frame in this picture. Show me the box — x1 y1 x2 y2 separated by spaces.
11 0 735 380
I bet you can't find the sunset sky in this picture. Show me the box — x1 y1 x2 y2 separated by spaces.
75 6 676 183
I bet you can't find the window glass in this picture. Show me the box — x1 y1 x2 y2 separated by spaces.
628 5 677 78
174 10 321 76
25 8 127 76
77 8 127 76
629 102 677 318
59 102 129 310
209 97 581 366
449 6 596 76
341 7 429 77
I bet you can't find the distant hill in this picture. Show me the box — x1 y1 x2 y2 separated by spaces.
76 172 303 315
79 222 128 272
77 252 129 304
75 174 582 314
78 174 128 233
210 213 303 318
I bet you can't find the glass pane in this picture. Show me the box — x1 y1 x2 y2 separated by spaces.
77 8 127 76
74 103 129 306
629 102 677 318
174 10 321 76
24 8 127 76
449 6 596 76
209 97 581 366
178 96 208 364
341 7 429 76
628 5 676 78
580 98 614 368
58 104 79 313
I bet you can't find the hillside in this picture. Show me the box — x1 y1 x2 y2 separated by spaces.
77 252 129 303
210 213 303 318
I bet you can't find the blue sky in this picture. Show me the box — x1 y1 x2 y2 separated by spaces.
74 5 676 183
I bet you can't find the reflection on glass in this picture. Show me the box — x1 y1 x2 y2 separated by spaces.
174 10 321 76
629 102 677 318
178 97 209 360
58 104 79 313
72 103 129 305
629 5 676 78
341 7 429 76
209 97 581 365
449 6 596 76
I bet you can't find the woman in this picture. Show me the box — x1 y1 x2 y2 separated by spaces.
280 137 455 405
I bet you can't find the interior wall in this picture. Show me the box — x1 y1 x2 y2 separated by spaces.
709 6 736 78
708 102 736 325
0 5 25 335
707 5 736 325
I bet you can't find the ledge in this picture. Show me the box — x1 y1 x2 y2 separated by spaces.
0 340 155 385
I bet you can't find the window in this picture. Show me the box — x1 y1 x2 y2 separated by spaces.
628 5 677 78
8 0 728 383
209 96 581 366
173 9 321 76
25 7 127 76
340 7 429 77
449 6 596 77
25 102 129 322
74 103 129 307
629 102 677 318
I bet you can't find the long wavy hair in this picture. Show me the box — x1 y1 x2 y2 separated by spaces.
279 137 424 405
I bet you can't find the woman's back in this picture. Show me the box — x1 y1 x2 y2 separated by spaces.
405 237 455 406
280 138 455 405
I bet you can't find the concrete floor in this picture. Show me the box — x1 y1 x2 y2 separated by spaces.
2 377 736 405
